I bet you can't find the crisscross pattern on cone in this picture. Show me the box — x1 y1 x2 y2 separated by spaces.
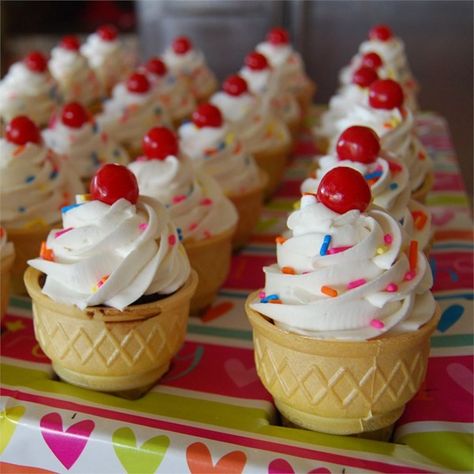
246 291 440 434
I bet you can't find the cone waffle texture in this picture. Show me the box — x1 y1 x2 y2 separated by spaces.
229 170 268 249
1 252 15 319
246 291 440 435
412 170 434 204
185 225 235 314
25 267 198 392
8 223 53 295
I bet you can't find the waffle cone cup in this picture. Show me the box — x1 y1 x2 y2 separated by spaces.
1 252 15 320
25 267 198 392
194 77 219 105
184 225 236 315
228 170 268 249
7 223 53 295
412 170 434 204
246 291 441 435
296 79 317 114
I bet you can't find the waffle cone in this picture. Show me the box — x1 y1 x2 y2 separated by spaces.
1 252 15 320
295 80 317 114
228 170 268 249
194 78 219 105
246 291 440 435
412 170 434 204
25 267 198 392
7 223 53 295
184 225 236 315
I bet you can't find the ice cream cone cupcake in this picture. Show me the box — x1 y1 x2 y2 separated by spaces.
49 35 103 114
97 71 172 158
246 167 439 435
1 116 83 294
81 24 132 96
0 51 59 128
128 127 238 314
140 57 196 128
43 102 129 186
179 103 267 248
210 74 291 198
163 36 218 104
26 164 196 392
0 227 15 320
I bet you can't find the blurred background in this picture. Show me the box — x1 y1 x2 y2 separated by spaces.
1 0 472 200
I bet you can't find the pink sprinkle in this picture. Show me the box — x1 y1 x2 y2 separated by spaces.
172 194 186 204
370 319 385 329
203 230 212 239
347 278 366 289
101 132 108 143
135 156 147 162
327 246 352 255
200 198 213 206
386 283 398 292
168 235 176 246
54 227 73 238
189 222 198 231
404 270 416 281
139 223 148 231
384 233 393 245
258 291 266 299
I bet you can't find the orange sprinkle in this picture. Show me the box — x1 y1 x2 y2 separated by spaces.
0 228 3 238
282 266 296 275
418 151 426 160
40 241 55 261
269 299 282 304
302 192 316 197
275 236 287 245
412 211 428 230
13 145 26 157
321 286 338 297
409 240 418 272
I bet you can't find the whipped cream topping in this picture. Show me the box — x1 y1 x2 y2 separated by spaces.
128 155 238 241
0 227 14 258
28 196 191 310
0 62 59 126
49 46 102 105
43 120 129 180
301 154 432 249
0 139 83 229
179 122 262 195
97 83 171 152
250 196 435 340
80 32 130 92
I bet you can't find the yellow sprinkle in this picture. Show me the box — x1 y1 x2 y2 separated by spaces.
91 285 98 293
76 194 92 203
24 218 47 229
225 132 235 145
293 200 301 210
376 245 388 255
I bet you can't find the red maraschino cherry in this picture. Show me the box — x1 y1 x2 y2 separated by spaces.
223 75 248 96
361 52 383 70
126 72 150 93
352 66 378 88
6 116 41 145
24 51 48 73
317 167 371 214
336 126 380 164
142 127 178 160
172 36 192 55
245 51 269 71
145 57 167 77
61 102 90 128
369 24 393 42
267 27 289 45
369 78 404 109
60 35 80 51
192 103 223 128
97 24 118 41
90 163 139 205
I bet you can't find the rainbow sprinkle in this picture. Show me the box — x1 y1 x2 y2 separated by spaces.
384 233 393 245
389 182 398 190
404 270 416 281
54 227 73 239
97 274 109 289
319 235 331 256
321 286 338 297
412 211 428 230
275 236 286 245
385 283 398 292
40 242 54 261
327 246 352 255
200 198 213 206
258 291 266 299
388 161 402 173
189 222 198 231
281 266 296 275
364 170 383 181
370 319 385 329
61 203 83 214
138 223 148 232
168 234 177 246
172 194 186 204
347 278 366 289
260 294 280 303
376 245 388 255
76 194 92 203
25 175 35 184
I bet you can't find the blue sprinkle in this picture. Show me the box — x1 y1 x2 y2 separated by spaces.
182 119 191 125
61 202 84 214
49 170 58 180
261 293 280 303
92 122 99 133
177 227 183 241
389 182 399 190
25 175 35 183
218 142 226 150
18 206 26 213
364 170 383 180
113 149 121 157
91 151 100 166
319 234 332 256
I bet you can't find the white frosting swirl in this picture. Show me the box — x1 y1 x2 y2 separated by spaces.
97 82 171 152
43 120 129 180
0 62 59 126
128 156 238 241
28 196 191 310
49 46 102 105
178 122 262 195
250 196 435 340
0 139 83 229
80 33 131 92
0 227 14 258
